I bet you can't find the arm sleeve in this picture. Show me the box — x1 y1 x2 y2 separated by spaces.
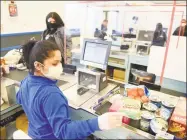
16 90 21 104
59 27 72 50
16 81 23 105
164 32 167 42
65 29 73 52
173 27 179 35
42 92 100 139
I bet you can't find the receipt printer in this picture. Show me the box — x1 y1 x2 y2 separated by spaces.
77 68 108 93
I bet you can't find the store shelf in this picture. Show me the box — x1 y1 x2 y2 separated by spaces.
107 77 125 84
109 54 127 59
108 62 125 69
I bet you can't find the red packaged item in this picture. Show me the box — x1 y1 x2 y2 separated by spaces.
168 97 186 139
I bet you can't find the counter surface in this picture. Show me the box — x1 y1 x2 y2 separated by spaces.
0 70 180 139
63 83 117 107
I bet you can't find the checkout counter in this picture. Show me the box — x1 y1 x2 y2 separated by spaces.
1 68 180 139
0 38 180 139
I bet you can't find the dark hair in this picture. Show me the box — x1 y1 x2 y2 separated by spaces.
103 19 108 22
154 23 163 39
22 40 61 74
46 12 65 29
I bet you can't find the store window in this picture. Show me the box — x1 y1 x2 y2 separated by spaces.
103 11 119 32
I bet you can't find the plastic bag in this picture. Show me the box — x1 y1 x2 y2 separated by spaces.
4 49 22 65
124 84 150 103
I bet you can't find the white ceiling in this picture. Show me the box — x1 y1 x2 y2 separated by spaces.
74 1 186 6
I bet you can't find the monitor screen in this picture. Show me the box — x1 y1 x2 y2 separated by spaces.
80 39 111 70
83 42 108 65
137 30 154 42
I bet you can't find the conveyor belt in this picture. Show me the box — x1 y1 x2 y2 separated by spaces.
4 69 67 87
68 106 154 139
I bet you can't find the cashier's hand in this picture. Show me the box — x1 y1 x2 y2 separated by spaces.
98 112 124 130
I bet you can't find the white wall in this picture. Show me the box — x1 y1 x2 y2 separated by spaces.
2 1 185 36
148 36 186 82
1 1 66 34
80 5 186 34
110 6 186 33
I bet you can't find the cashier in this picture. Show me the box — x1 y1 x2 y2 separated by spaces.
101 19 108 32
152 23 167 47
16 40 124 139
173 19 187 37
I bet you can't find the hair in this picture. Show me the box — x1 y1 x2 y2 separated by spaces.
103 19 108 23
46 12 65 29
22 40 61 74
181 19 186 23
154 23 163 39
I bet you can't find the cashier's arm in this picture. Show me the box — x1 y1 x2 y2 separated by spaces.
42 92 100 139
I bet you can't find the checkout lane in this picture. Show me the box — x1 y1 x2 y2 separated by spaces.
1 37 185 139
1 69 180 139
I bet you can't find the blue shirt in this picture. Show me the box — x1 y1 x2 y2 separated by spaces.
16 73 100 139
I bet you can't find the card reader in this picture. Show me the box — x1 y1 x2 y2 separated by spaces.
77 87 89 95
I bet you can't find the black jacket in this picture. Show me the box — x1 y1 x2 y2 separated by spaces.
152 31 167 47
173 25 187 37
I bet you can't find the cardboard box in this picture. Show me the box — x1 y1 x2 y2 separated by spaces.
113 69 125 81
0 126 6 139
16 113 28 134
168 97 186 139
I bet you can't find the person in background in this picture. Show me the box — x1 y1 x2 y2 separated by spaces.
16 40 124 139
101 19 108 32
41 12 72 64
173 19 187 37
152 23 167 47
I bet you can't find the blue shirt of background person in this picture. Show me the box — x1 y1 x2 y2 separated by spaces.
101 19 108 32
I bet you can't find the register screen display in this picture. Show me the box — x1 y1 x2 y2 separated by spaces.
83 42 108 64
137 30 154 42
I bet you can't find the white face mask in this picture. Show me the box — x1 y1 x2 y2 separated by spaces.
181 23 186 27
42 63 63 80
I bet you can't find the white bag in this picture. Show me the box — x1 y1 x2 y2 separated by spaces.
4 49 22 65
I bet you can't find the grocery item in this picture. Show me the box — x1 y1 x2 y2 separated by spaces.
155 108 171 121
108 100 130 124
124 85 150 103
129 117 141 129
168 97 186 139
161 100 175 117
155 131 174 140
141 95 149 103
143 102 158 112
150 95 162 108
119 97 141 120
150 118 168 135
140 110 155 132
109 100 123 112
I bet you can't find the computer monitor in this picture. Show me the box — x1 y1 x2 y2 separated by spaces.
137 30 154 42
80 38 112 70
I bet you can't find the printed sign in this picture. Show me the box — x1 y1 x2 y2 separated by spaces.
9 3 18 17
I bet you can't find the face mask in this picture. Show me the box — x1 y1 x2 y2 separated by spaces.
181 23 186 27
41 63 63 80
49 23 58 29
